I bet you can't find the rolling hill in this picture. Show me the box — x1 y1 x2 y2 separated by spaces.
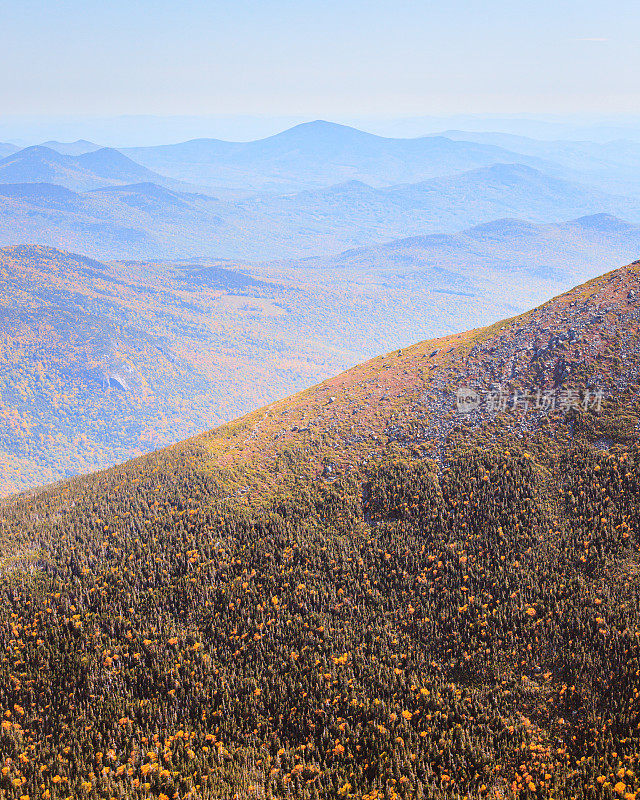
0 163 639 261
123 120 563 192
1 262 640 799
0 181 237 259
0 145 180 191
293 213 640 306
440 129 640 198
236 164 640 257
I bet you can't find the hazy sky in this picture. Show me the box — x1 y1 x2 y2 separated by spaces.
1 0 638 119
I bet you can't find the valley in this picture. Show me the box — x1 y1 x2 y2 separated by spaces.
1 214 637 497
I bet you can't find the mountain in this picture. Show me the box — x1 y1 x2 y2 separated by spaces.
91 181 207 211
0 145 179 191
1 162 638 261
0 181 80 208
381 162 639 224
75 146 167 183
39 138 102 155
0 180 237 259
0 142 19 159
0 244 356 496
298 213 640 306
123 120 562 192
440 129 640 197
5 231 638 496
232 164 640 257
2 262 640 799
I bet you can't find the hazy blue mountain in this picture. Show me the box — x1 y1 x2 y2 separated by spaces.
0 163 639 261
301 213 640 305
0 145 180 191
0 181 227 258
440 130 640 197
249 211 640 325
0 182 80 209
328 213 640 273
0 143 19 159
39 139 102 155
233 164 640 255
123 120 561 192
91 181 202 211
75 146 164 182
385 163 631 220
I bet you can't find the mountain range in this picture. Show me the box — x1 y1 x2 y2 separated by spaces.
1 122 640 263
239 163 640 257
297 213 640 306
2 119 640 495
5 120 640 203
1 160 639 261
5 107 640 800
122 120 564 192
441 128 640 197
40 138 102 155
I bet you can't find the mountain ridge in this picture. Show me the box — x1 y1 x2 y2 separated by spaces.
193 258 640 490
1 262 640 800
3 160 638 261
11 256 640 500
1 232 639 498
39 138 102 155
123 121 564 191
0 145 187 192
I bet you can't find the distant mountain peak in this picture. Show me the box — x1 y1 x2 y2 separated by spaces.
0 143 174 191
77 146 148 167
466 217 541 236
268 119 380 144
2 145 67 162
40 139 101 155
289 119 365 132
570 213 637 233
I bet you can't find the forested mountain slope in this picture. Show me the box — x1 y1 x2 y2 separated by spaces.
9 235 621 499
1 262 640 800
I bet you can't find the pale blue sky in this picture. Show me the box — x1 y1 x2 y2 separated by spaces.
1 0 638 120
